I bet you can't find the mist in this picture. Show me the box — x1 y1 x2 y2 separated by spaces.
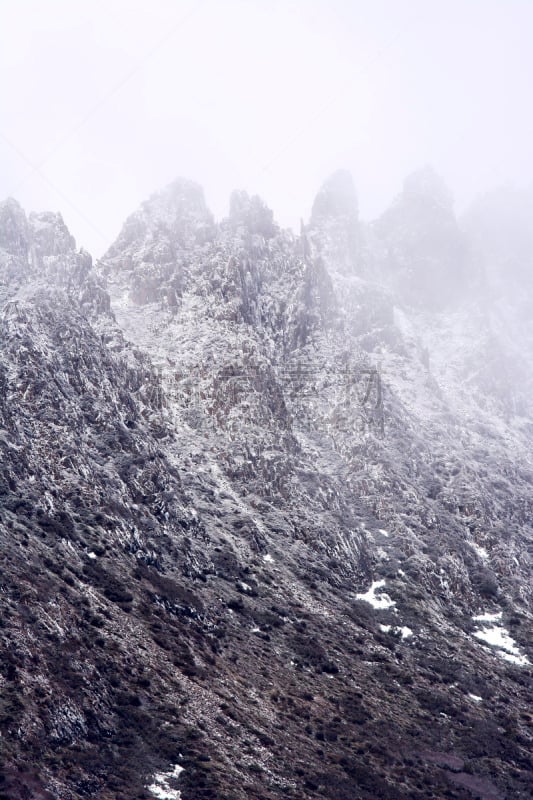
2 0 533 257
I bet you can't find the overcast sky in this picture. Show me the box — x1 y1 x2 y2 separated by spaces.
1 0 532 256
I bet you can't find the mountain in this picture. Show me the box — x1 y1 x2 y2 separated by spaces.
0 173 531 800
371 166 468 308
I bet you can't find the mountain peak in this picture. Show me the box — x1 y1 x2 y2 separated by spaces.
309 170 359 274
402 165 453 208
106 178 215 259
227 189 276 237
376 168 465 308
0 197 30 258
158 176 208 208
141 177 213 228
29 210 76 258
311 169 358 224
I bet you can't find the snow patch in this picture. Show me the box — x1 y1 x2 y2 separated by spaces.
399 626 413 639
497 650 529 666
147 764 184 800
473 611 502 623
356 579 395 610
468 694 482 703
87 551 97 560
380 623 412 639
472 613 529 666
470 542 489 561
263 553 274 563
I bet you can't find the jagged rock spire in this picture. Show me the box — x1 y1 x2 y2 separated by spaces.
106 177 216 259
29 211 76 259
376 166 466 308
227 190 276 238
402 165 454 209
0 197 30 258
308 170 359 274
310 169 358 225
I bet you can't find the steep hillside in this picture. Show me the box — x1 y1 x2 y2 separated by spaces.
0 175 531 800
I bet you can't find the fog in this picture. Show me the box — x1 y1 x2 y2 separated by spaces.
1 0 533 257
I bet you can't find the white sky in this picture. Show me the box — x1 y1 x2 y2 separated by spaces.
1 0 533 256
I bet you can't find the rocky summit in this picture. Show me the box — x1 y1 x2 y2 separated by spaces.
0 171 532 800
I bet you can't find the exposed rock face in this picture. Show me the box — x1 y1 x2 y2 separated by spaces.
0 176 532 800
